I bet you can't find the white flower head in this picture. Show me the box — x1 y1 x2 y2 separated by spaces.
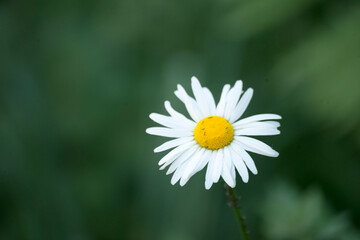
146 77 281 189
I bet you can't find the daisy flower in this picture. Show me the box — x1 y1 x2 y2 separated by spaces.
146 77 281 189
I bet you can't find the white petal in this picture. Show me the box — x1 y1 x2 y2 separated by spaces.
171 162 187 185
193 149 211 173
154 137 194 153
216 84 231 117
158 141 195 166
205 151 217 190
231 164 236 185
235 136 279 157
234 128 280 136
234 121 280 130
233 114 282 127
229 88 253 123
225 148 236 183
223 147 232 170
164 101 183 118
164 101 196 128
171 149 200 186
229 146 249 182
191 76 210 116
222 163 235 188
164 145 198 172
224 81 243 120
179 148 206 186
203 87 216 115
221 147 236 187
230 142 257 174
212 148 223 183
175 84 203 122
149 113 192 130
146 127 192 138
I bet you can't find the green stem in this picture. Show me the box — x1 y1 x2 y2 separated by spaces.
225 184 250 240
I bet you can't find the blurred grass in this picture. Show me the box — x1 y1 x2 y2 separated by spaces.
1 0 360 239
261 181 360 240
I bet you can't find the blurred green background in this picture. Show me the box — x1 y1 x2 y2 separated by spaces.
1 0 360 239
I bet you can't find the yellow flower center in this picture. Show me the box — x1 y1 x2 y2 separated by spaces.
194 116 234 150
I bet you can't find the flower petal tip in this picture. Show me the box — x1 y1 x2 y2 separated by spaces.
191 76 199 82
179 178 187 186
205 181 213 190
235 80 243 86
176 84 184 91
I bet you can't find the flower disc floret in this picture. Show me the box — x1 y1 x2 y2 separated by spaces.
194 116 234 150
